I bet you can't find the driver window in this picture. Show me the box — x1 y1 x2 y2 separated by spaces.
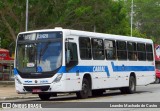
65 42 78 70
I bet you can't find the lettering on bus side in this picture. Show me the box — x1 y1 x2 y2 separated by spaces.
93 66 105 72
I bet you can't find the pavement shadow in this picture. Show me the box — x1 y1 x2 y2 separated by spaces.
32 89 151 102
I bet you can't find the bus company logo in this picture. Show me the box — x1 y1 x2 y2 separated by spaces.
24 80 32 83
93 66 105 72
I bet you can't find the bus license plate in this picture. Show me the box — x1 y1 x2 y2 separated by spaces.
32 89 41 93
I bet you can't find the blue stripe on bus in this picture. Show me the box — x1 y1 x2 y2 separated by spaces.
111 62 155 72
58 66 110 76
13 62 155 77
58 62 154 76
58 66 110 77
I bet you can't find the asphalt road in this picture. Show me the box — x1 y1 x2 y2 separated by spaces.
1 83 160 111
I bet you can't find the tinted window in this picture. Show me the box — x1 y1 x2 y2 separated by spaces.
79 37 92 59
137 43 145 51
117 41 126 50
104 40 116 60
137 43 146 60
146 44 153 61
92 38 105 60
127 42 137 60
117 41 127 60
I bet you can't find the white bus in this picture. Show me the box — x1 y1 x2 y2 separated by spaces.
14 27 155 100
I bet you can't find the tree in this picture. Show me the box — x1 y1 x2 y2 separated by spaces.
0 0 131 49
125 0 160 43
0 0 26 49
55 0 130 35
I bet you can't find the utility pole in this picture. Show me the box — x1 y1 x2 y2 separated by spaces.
25 0 29 31
131 0 133 37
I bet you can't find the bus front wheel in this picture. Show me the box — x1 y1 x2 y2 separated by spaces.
76 78 90 99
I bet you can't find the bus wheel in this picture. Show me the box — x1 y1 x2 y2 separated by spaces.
126 76 136 94
76 78 90 99
39 94 51 100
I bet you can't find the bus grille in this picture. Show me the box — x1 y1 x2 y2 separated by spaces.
24 86 50 91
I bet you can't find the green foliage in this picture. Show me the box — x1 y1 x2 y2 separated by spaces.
125 0 160 43
75 6 92 17
2 0 155 50
132 29 146 38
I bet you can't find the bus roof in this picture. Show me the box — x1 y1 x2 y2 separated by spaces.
18 27 153 43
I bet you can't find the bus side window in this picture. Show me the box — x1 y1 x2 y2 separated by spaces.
104 40 116 60
92 38 105 60
65 42 78 71
79 37 92 60
117 41 127 60
137 43 146 61
146 44 153 61
127 42 137 61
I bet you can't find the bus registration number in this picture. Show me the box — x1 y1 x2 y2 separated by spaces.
32 89 41 93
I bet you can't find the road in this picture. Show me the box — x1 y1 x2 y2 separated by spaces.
1 84 160 111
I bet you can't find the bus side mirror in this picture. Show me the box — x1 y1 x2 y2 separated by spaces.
66 50 71 64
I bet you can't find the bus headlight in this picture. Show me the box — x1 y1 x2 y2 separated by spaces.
53 74 63 83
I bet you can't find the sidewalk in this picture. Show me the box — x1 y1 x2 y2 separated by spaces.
0 81 38 100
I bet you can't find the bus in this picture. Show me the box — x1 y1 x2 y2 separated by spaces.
14 27 155 100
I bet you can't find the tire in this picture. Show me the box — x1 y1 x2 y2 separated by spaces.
76 78 90 99
39 94 51 100
120 76 136 94
126 76 136 94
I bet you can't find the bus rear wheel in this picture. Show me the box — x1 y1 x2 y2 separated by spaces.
120 76 136 94
76 78 90 99
39 94 51 100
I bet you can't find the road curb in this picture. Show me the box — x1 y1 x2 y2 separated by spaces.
0 93 72 100
0 96 38 100
0 81 14 85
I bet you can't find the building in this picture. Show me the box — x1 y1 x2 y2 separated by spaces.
0 48 14 81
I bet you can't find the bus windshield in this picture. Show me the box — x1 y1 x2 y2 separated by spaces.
16 31 62 73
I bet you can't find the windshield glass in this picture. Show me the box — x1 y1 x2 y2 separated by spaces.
16 31 62 73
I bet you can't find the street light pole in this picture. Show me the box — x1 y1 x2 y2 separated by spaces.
131 0 133 37
25 0 28 31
